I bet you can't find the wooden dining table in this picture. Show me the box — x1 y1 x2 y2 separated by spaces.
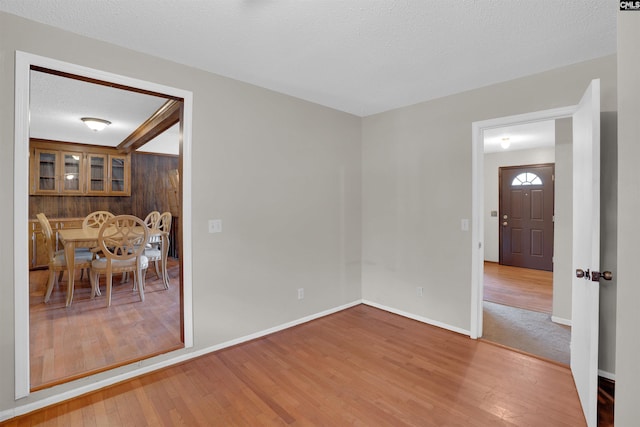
58 226 166 306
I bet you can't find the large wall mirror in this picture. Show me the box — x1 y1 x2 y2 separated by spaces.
14 52 193 397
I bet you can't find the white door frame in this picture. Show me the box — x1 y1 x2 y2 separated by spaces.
14 51 194 399
470 106 576 339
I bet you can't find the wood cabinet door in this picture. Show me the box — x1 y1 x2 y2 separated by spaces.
60 151 84 195
86 153 109 195
32 148 60 194
30 141 131 197
109 155 131 196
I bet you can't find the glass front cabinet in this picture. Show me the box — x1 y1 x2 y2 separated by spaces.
109 155 130 195
86 153 108 195
33 148 59 194
61 152 84 194
30 140 131 196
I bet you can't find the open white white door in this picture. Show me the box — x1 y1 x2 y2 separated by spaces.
571 79 601 427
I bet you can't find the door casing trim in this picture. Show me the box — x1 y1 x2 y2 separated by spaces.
470 106 576 339
14 51 194 399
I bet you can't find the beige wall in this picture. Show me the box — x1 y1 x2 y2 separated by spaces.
0 9 626 420
615 11 639 425
361 55 617 363
0 12 361 413
600 107 618 377
553 118 573 324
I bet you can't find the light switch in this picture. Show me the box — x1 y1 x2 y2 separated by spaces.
461 219 469 231
208 219 222 233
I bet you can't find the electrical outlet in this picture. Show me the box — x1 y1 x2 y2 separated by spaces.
208 219 222 233
417 286 423 297
297 288 304 300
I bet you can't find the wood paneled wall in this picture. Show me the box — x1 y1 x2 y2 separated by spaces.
129 152 179 219
29 152 179 220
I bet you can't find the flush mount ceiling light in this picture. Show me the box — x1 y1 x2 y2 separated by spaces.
81 117 111 132
500 137 511 149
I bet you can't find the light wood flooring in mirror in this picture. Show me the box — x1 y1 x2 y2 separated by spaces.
483 261 552 313
29 259 183 390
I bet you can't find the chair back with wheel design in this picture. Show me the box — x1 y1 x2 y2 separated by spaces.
90 215 149 307
143 211 161 229
144 212 173 288
157 211 172 234
83 211 115 230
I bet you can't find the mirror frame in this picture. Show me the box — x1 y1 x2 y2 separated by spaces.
14 51 194 399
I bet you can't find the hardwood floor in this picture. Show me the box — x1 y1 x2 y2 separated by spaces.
6 305 586 426
29 259 183 390
482 261 614 427
483 261 552 314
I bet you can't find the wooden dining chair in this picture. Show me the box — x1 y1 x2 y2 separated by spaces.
82 210 114 230
143 211 160 229
82 211 115 275
144 211 172 289
36 213 94 303
89 215 149 307
121 211 160 285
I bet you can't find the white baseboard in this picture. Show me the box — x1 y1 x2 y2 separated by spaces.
361 300 471 336
598 370 615 381
551 316 572 326
0 300 362 422
0 409 14 422
3 299 586 423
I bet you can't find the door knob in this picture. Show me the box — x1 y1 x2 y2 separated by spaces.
576 269 613 281
502 221 508 226
591 271 614 281
576 269 589 279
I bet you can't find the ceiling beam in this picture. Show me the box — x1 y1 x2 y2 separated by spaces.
32 65 183 101
117 100 182 154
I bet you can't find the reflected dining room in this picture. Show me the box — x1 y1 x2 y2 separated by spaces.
27 140 184 391
28 208 182 390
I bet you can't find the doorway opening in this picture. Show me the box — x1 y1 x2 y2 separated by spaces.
470 106 575 343
14 51 194 399
481 123 569 364
482 263 570 364
472 79 604 427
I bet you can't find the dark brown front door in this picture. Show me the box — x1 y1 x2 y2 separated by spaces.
499 164 554 271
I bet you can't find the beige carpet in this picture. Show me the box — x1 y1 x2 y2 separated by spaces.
482 301 571 365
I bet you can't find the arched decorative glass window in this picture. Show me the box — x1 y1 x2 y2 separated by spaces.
511 172 542 186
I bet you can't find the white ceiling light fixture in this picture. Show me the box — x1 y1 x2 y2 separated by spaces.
81 117 111 132
501 137 511 149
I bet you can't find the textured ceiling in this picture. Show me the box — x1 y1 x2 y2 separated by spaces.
30 70 180 154
0 0 617 117
483 120 555 154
